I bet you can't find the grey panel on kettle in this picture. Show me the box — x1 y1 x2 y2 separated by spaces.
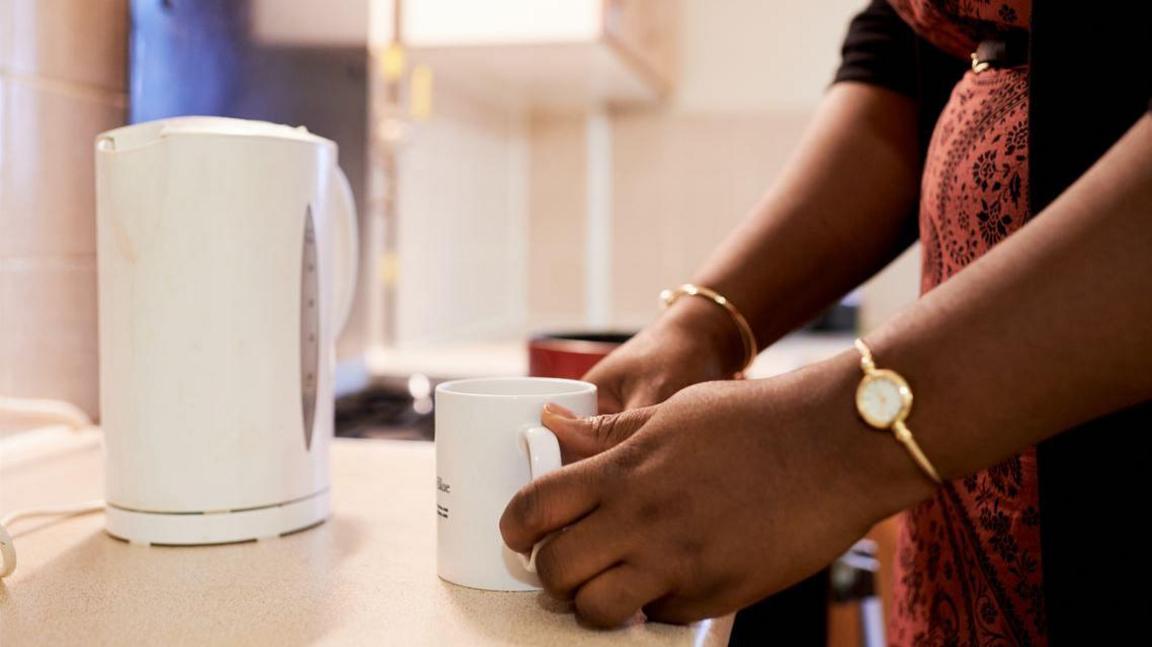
301 206 320 450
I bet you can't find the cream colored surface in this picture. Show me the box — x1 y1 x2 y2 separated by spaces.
859 243 922 334
0 436 732 646
604 0 679 95
0 0 127 424
402 0 602 45
0 80 124 256
524 0 879 332
608 109 812 329
369 0 883 342
526 112 588 331
525 108 813 330
409 40 662 111
2 0 128 92
392 0 673 109
251 0 371 47
0 257 99 425
674 0 863 113
393 83 529 347
366 341 527 379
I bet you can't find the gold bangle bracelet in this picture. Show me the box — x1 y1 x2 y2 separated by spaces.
659 284 758 377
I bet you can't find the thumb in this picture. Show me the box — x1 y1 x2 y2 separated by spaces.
542 403 656 463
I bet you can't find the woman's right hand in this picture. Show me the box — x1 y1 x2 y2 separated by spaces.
581 296 748 417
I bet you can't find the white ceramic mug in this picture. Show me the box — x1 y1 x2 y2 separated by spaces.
435 377 597 591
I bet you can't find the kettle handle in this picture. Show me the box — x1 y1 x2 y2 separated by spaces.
330 166 359 334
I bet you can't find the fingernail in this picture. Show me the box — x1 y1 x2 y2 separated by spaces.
544 403 577 419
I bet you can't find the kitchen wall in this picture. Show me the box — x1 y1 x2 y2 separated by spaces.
526 0 921 333
241 0 534 351
0 0 129 421
395 83 530 345
370 0 924 347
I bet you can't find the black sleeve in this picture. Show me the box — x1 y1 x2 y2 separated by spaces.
832 0 921 97
831 0 966 152
828 1 966 246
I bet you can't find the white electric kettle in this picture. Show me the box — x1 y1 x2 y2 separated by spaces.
95 116 358 545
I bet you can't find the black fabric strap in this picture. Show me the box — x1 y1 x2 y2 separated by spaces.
973 30 1029 69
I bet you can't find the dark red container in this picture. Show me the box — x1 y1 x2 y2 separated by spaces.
527 332 633 380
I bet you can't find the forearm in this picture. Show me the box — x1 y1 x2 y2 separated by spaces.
823 114 1152 511
668 82 922 370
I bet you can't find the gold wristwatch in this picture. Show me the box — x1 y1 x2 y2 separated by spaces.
853 339 942 485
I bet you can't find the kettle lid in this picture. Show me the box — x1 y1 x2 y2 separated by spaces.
96 116 330 152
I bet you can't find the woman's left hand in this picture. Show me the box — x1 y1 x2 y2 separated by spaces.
500 356 932 627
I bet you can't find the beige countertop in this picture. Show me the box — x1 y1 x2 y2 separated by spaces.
353 332 854 383
0 434 731 646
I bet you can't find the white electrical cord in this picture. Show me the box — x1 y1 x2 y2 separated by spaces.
0 396 92 429
0 396 106 578
0 501 107 528
0 501 105 577
0 524 14 578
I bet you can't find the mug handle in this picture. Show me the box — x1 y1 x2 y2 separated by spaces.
520 425 562 573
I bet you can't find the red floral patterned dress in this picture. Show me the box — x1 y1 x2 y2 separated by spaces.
886 2 1046 646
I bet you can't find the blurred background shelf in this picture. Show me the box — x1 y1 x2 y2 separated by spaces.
399 0 676 110
253 0 676 110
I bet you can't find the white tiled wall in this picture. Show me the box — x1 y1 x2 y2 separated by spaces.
607 109 814 328
673 0 864 113
525 0 884 332
0 256 99 402
860 242 922 333
1 80 124 257
3 0 128 91
372 0 919 345
525 112 587 331
393 84 530 345
0 0 128 422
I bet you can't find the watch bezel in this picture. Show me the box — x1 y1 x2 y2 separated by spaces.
855 369 913 429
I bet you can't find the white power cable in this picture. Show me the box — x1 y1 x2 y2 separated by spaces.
0 500 107 528
0 396 105 578
0 501 106 578
0 396 92 430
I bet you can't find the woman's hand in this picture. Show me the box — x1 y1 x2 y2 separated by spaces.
582 297 746 418
501 356 934 627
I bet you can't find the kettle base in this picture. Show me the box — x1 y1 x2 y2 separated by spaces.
104 489 329 546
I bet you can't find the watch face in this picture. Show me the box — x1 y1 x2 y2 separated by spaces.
856 370 912 428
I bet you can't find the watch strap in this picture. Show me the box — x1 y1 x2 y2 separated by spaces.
893 421 943 484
